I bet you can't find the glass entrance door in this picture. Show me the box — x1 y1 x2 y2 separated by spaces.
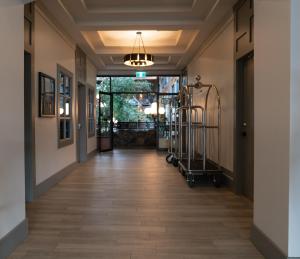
97 92 113 151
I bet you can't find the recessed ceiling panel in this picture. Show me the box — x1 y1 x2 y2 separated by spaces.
84 0 195 13
98 30 182 47
41 0 237 73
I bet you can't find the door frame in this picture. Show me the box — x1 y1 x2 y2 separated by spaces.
76 83 88 162
234 51 254 197
98 91 113 152
24 51 36 202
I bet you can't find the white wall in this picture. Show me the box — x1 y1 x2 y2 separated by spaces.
254 0 291 255
86 59 97 154
0 5 26 238
187 18 234 171
34 7 77 185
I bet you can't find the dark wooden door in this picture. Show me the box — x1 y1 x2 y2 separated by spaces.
77 84 87 162
24 51 34 202
239 54 254 200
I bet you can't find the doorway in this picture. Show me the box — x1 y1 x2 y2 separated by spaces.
76 83 87 162
96 76 180 151
236 52 254 200
24 51 35 202
98 92 113 151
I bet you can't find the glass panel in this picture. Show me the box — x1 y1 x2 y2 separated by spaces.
59 96 65 116
99 94 111 137
113 93 157 148
59 73 64 94
113 93 156 123
158 95 178 149
89 119 94 134
65 119 71 139
96 77 110 92
65 99 70 117
44 77 54 93
42 94 55 115
111 77 158 92
59 119 65 140
89 103 94 117
159 76 180 93
65 76 71 97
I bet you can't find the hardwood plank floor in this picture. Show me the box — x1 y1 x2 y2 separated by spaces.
9 150 263 259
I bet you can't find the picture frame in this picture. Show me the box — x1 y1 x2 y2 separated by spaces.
39 72 56 117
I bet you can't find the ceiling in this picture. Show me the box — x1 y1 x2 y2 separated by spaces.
39 0 236 75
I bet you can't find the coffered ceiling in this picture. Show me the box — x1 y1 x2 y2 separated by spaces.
39 0 236 75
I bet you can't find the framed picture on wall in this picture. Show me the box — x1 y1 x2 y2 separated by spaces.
39 72 56 117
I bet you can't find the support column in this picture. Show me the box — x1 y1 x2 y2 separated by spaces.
253 0 300 258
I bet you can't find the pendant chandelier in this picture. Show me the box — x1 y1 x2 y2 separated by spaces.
124 32 154 67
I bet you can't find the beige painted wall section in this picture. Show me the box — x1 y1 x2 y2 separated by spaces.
0 5 26 238
34 7 76 185
86 59 97 154
254 0 290 254
187 18 234 171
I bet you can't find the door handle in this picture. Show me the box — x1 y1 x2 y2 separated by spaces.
77 123 81 130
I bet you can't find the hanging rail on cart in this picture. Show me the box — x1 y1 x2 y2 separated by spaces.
166 96 179 165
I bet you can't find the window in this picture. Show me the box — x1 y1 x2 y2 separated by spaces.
159 76 180 93
88 87 95 137
57 65 73 148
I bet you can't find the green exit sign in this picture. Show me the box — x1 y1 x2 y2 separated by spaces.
136 71 147 78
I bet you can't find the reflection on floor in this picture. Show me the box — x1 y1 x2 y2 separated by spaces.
10 150 263 259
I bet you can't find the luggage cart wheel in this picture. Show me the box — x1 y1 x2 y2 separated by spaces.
213 174 222 188
187 175 195 188
172 158 179 167
166 154 173 164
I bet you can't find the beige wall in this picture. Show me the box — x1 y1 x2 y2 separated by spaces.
187 18 234 171
253 0 290 254
0 5 26 238
254 0 300 256
34 7 77 185
86 59 97 154
34 6 98 184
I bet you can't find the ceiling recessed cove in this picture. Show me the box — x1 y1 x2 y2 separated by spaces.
84 0 195 13
98 30 182 47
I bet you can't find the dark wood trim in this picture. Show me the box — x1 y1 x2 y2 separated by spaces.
0 219 28 259
34 162 78 199
24 2 34 53
251 224 289 259
234 0 254 59
38 72 56 118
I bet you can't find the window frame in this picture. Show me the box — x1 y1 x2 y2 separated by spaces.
57 64 74 148
87 86 96 138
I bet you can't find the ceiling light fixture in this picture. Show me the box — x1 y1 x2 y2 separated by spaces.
124 32 154 67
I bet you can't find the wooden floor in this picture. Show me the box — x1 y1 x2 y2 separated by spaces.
10 150 263 259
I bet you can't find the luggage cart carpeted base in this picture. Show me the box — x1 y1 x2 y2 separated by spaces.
178 159 223 188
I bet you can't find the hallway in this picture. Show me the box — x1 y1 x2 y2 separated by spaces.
10 150 262 259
